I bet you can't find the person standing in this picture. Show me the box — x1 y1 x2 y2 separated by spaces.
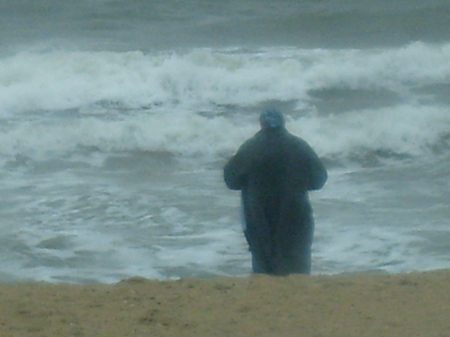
224 109 327 275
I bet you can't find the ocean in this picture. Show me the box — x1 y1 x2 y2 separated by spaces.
1 0 449 283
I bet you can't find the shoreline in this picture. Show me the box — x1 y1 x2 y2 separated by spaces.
1 269 449 337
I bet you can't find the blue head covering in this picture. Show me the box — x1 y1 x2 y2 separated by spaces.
259 109 285 129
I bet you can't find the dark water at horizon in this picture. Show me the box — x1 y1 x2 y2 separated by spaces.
2 0 450 53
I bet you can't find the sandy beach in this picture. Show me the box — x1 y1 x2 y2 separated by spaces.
1 269 449 337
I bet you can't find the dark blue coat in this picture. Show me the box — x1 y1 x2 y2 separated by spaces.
224 127 327 274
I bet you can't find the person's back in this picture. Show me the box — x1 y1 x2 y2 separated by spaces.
235 127 325 196
224 109 327 275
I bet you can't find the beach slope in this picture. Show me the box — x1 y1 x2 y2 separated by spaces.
1 269 449 337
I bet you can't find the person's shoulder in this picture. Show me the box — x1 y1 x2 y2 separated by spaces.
285 130 307 145
236 131 263 152
284 131 317 152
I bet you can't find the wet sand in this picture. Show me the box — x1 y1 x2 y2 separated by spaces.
1 269 449 337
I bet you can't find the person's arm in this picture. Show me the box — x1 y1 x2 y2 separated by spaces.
308 155 327 190
223 142 252 190
306 147 328 190
295 137 327 191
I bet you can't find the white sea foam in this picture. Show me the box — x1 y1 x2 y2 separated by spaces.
290 105 450 158
1 42 449 164
2 42 450 113
0 102 448 167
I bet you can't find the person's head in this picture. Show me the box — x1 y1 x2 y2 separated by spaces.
259 109 285 130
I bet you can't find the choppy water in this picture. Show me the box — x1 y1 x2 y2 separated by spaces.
1 0 449 283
